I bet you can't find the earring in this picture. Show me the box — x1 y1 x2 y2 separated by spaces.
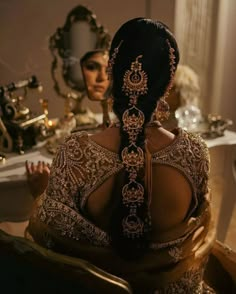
155 97 170 122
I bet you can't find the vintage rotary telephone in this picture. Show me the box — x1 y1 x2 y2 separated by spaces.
0 76 49 154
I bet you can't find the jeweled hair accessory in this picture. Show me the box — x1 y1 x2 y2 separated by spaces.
122 205 144 238
122 55 148 104
122 106 145 142
155 97 170 122
122 55 147 143
164 39 176 99
107 40 123 80
155 39 176 122
120 55 148 239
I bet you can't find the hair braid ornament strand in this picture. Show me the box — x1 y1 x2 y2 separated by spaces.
155 39 176 122
107 40 123 80
121 55 148 239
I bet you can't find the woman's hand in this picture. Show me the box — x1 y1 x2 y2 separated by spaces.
25 160 51 199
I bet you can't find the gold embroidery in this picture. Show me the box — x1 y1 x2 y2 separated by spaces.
31 129 210 247
29 128 212 293
152 129 210 217
168 246 183 262
154 268 215 293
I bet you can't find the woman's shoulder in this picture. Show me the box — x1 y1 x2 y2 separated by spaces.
57 130 90 151
159 127 209 157
64 130 89 143
150 127 208 156
152 127 210 184
51 131 90 165
181 129 210 159
89 127 120 154
59 128 120 160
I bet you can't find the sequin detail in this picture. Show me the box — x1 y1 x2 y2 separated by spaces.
31 129 210 247
154 268 215 293
152 129 210 217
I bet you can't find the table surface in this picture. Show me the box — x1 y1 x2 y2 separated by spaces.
1 130 236 183
204 130 236 148
0 142 53 183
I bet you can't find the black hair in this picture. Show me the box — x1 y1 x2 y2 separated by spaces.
80 49 108 64
109 18 180 260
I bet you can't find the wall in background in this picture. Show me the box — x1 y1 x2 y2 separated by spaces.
211 0 236 128
174 0 218 113
0 0 175 118
174 0 236 130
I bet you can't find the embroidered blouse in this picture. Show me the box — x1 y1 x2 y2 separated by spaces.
28 128 214 293
29 128 210 247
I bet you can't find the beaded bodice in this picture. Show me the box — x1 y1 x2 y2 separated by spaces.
30 128 210 247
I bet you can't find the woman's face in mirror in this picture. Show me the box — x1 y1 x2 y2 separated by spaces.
81 51 110 101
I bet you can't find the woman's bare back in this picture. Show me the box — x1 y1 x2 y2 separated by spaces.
85 127 192 235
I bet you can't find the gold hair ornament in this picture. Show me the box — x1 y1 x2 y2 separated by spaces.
107 40 123 80
121 144 144 168
120 55 148 238
122 180 144 206
122 106 145 143
155 98 170 122
155 39 176 121
122 55 148 105
122 205 144 238
122 55 147 143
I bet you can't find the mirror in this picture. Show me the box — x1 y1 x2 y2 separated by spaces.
81 50 110 101
81 49 111 127
49 5 111 125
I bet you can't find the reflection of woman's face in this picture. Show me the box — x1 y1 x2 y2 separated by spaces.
81 52 110 101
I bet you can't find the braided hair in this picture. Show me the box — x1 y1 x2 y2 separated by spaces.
109 18 180 259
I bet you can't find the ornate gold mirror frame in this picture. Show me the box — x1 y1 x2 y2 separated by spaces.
49 5 111 119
